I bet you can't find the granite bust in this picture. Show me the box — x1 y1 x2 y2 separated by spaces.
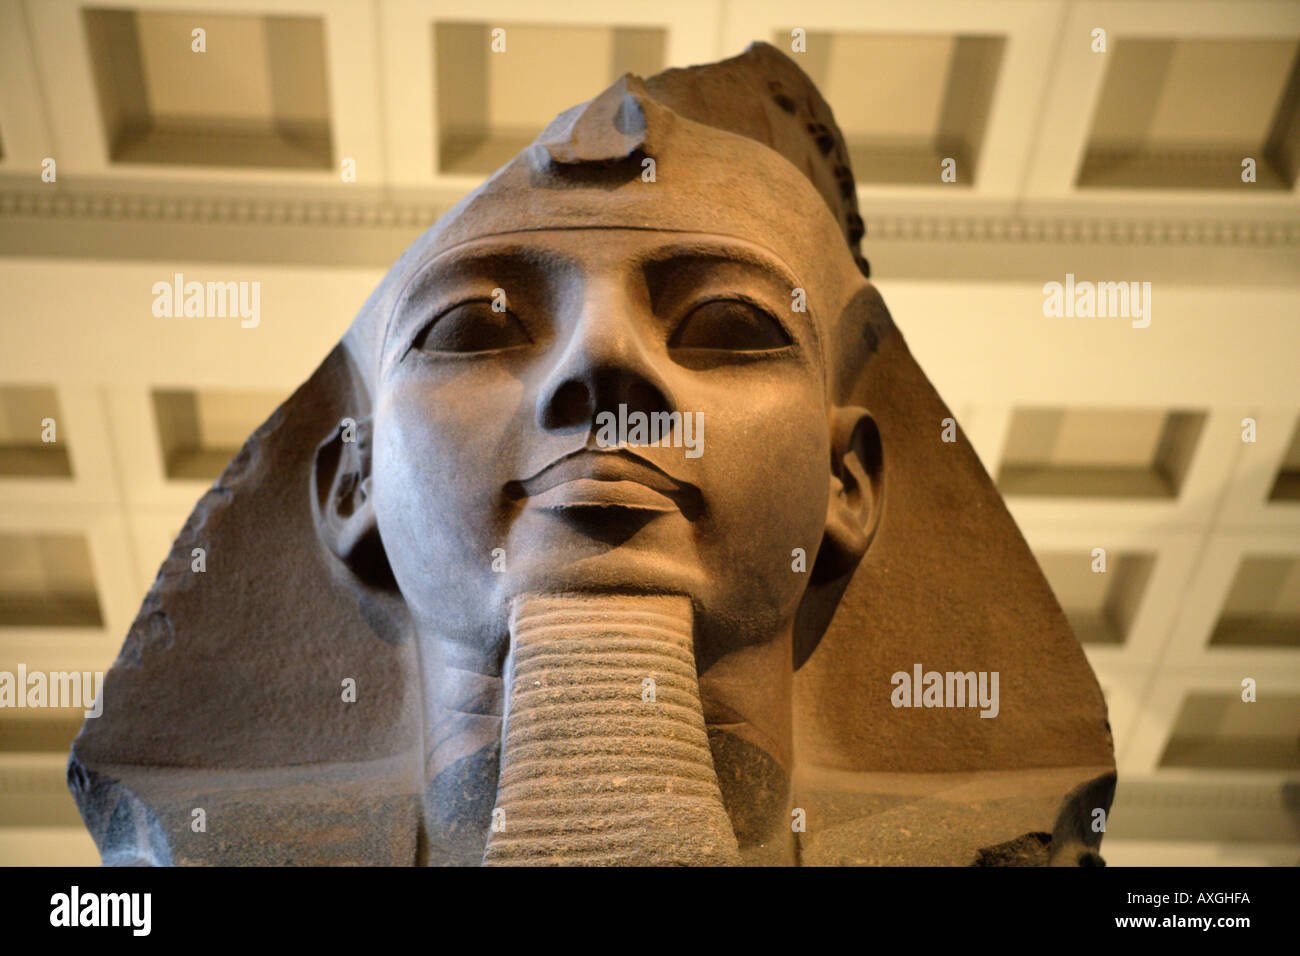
69 43 1116 866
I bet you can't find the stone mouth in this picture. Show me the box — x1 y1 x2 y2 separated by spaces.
527 478 677 513
506 448 702 519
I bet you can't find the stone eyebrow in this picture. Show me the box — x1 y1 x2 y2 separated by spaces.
636 239 822 359
634 240 802 291
402 243 578 294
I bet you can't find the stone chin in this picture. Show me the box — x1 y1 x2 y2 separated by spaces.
481 547 795 641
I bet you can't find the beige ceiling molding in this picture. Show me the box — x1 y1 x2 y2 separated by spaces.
3 186 1299 247
0 188 444 230
864 215 1300 246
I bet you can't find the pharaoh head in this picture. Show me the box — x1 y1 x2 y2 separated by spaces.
70 44 1115 867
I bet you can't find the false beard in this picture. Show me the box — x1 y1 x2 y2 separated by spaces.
482 592 741 865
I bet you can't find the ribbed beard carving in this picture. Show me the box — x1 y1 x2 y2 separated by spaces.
482 593 741 866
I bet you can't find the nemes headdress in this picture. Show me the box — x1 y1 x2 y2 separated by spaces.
70 43 1113 866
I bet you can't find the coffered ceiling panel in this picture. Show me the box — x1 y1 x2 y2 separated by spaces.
83 6 332 169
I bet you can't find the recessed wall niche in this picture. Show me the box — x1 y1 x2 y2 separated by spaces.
435 21 665 175
1268 417 1300 501
1159 692 1300 770
1210 555 1300 649
1079 37 1300 189
83 7 333 169
998 407 1205 499
0 532 102 628
1036 550 1154 645
152 387 284 481
774 30 1004 186
0 385 71 478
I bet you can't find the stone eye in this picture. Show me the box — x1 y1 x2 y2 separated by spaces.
413 301 532 353
668 299 790 351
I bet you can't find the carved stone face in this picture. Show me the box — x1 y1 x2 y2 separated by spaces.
372 227 840 667
66 49 1116 868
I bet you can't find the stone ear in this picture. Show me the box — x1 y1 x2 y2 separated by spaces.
818 405 883 581
792 405 883 669
312 416 395 589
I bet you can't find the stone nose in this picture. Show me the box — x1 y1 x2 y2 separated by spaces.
535 283 676 435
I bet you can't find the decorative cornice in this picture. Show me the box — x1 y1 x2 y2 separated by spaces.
866 215 1300 246
0 189 447 231
3 188 1299 246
